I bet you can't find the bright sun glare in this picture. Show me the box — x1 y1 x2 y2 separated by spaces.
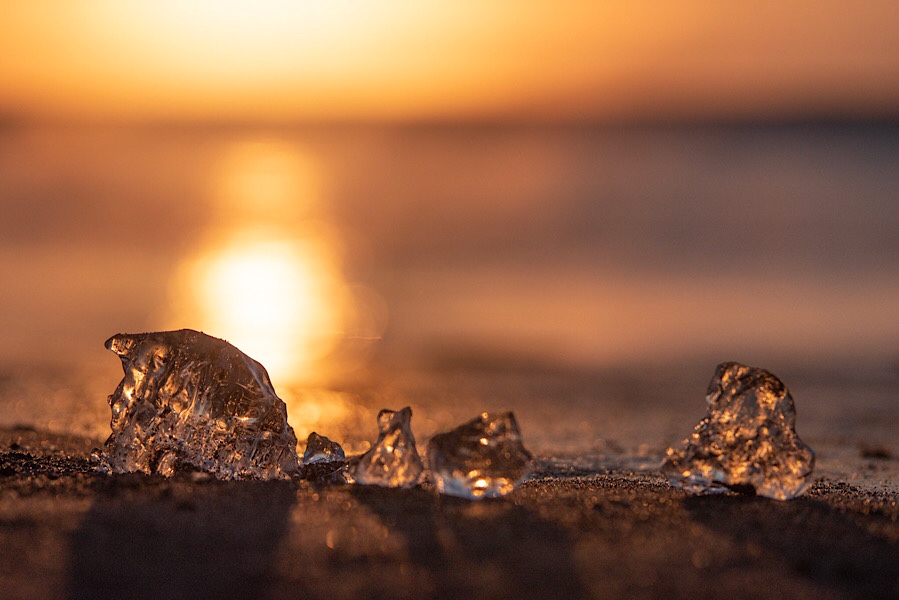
193 237 342 380
170 141 351 386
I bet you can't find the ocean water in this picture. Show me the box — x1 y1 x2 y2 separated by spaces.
0 121 896 489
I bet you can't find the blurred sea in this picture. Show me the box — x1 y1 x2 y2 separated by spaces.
0 121 896 489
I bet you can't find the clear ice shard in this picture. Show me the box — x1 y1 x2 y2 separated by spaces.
97 329 300 480
348 407 423 487
660 361 815 500
303 431 345 464
300 432 347 482
427 412 534 500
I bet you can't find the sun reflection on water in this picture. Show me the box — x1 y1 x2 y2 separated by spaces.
168 139 382 391
213 139 322 220
182 232 346 382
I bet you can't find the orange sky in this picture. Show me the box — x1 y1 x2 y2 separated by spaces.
1 1 897 122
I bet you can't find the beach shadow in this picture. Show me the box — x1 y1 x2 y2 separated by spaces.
684 493 899 598
350 485 589 599
67 476 296 600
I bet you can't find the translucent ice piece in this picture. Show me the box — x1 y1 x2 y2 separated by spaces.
303 431 345 464
349 407 423 487
661 362 815 500
98 329 300 480
300 432 347 482
427 412 534 500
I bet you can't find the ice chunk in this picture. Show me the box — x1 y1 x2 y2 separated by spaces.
348 407 423 487
661 362 815 500
300 432 347 482
303 431 345 464
427 412 534 500
98 329 300 480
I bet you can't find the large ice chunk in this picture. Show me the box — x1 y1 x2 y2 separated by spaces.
348 407 423 487
98 329 300 480
427 412 534 500
661 362 815 500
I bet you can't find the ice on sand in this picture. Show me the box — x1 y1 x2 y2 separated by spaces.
300 432 347 482
349 407 423 487
303 431 345 464
97 329 300 480
427 412 534 500
661 362 815 500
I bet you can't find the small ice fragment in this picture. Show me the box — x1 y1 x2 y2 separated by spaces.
98 329 300 480
300 432 347 482
660 362 815 500
427 412 534 500
303 432 345 464
349 407 423 487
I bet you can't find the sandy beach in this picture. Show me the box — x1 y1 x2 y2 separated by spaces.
1 363 896 600
1 429 897 599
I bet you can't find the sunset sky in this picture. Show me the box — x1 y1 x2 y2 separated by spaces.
2 1 897 122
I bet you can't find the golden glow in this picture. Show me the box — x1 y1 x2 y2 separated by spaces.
169 140 367 386
284 389 353 450
2 2 896 120
213 141 322 221
185 235 344 380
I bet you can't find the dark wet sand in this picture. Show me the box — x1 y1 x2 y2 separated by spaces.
1 427 896 600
